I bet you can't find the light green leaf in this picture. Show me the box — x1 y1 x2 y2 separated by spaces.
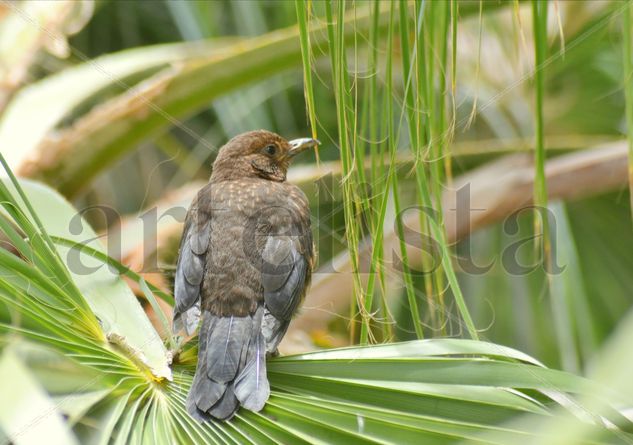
277 339 544 366
0 349 79 445
0 178 170 380
53 389 112 425
11 341 102 394
76 390 135 445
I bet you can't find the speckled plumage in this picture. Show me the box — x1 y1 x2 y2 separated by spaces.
173 130 315 422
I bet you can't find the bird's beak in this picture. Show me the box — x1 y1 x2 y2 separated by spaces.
288 138 320 157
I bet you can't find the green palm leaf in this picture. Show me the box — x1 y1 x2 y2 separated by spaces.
0 172 627 444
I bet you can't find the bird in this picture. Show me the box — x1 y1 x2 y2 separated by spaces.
173 130 318 422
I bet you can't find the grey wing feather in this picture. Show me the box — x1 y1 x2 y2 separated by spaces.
262 236 308 320
261 229 312 354
174 300 201 336
261 309 289 355
173 204 210 336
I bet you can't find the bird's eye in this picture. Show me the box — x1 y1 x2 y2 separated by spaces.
263 144 277 156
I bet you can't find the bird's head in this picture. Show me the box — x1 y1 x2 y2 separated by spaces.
210 130 319 182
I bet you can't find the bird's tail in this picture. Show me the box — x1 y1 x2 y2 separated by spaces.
187 307 269 421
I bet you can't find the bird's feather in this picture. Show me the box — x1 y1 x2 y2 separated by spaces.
261 309 289 355
262 235 309 321
188 308 267 420
234 308 269 410
173 201 211 335
173 300 201 336
208 387 239 420
206 315 250 383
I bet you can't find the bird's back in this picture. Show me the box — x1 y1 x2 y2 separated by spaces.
176 177 313 421
202 178 312 314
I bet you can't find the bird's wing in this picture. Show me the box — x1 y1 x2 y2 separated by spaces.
173 193 211 335
261 224 313 353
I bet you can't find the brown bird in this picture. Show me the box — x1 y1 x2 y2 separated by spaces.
173 130 318 421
